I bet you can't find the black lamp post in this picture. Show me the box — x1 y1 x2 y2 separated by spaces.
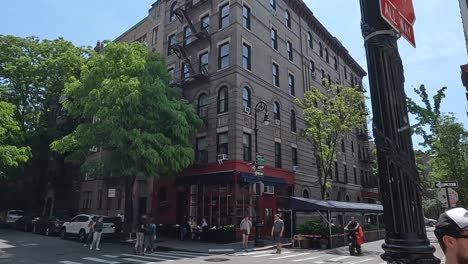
253 101 269 247
359 1 439 263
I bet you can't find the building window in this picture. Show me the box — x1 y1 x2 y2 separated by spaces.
351 73 355 86
273 101 280 120
351 141 354 153
334 56 338 70
355 77 359 88
290 110 296 132
152 27 158 45
201 14 210 32
321 69 326 85
271 28 278 50
219 3 230 29
242 87 251 109
167 34 176 55
243 133 252 161
182 62 191 80
272 63 279 87
275 142 282 168
292 147 298 166
309 60 315 77
170 2 177 22
325 48 329 63
196 137 207 164
183 26 192 46
334 161 339 181
285 10 291 28
327 74 331 84
218 42 229 69
319 42 323 57
341 139 345 152
287 41 293 61
217 86 228 113
307 32 313 48
353 167 357 184
344 66 348 79
343 164 348 183
361 170 364 185
197 93 208 118
97 190 103 209
242 43 251 70
270 0 276 11
345 195 350 202
288 74 295 96
303 189 309 198
217 132 228 156
242 5 251 30
199 51 209 74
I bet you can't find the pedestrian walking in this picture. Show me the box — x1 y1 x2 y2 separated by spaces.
90 216 103 250
143 219 155 254
83 216 96 247
180 217 188 241
134 218 145 255
240 215 252 250
271 214 284 254
434 207 468 264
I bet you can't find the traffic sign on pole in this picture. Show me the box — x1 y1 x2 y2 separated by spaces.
379 0 416 47
434 181 458 188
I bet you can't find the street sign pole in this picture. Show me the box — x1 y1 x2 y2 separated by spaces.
445 187 451 209
360 0 439 263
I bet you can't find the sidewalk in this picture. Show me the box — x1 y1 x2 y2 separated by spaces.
122 236 284 253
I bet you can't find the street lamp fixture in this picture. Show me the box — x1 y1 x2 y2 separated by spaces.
253 101 268 247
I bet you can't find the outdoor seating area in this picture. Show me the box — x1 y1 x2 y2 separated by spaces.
289 197 385 249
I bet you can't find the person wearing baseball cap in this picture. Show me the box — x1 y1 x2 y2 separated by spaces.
434 207 468 264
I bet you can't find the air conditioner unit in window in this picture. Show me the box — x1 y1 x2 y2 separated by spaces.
264 185 275 194
311 72 316 79
275 119 281 126
244 106 251 114
292 166 298 171
89 146 98 153
217 154 228 163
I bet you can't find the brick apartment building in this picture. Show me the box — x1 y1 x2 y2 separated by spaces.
79 0 377 228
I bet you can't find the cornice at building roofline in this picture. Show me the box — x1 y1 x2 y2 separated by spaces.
285 0 367 78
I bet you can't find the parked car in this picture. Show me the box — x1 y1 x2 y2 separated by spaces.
424 217 437 226
3 210 24 226
13 214 40 232
59 214 116 242
32 216 67 236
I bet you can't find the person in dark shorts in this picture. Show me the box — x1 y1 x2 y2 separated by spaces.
271 214 284 254
84 216 96 247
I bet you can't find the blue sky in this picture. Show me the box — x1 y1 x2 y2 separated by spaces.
1 0 467 146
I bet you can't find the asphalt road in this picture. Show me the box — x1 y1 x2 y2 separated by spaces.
0 227 445 264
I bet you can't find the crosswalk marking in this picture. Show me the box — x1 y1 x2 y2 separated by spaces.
329 255 352 262
122 258 151 263
82 257 120 263
292 254 327 262
121 254 175 262
101 255 119 258
151 251 205 258
271 253 311 260
59 261 83 264
234 250 272 256
348 258 374 264
252 251 291 258
156 251 211 257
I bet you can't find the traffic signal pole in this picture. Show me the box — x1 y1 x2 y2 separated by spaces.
359 1 440 263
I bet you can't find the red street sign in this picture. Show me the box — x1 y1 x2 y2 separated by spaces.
379 0 416 47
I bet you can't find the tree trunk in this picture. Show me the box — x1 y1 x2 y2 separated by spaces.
124 176 136 234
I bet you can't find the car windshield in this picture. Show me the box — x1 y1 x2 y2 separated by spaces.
102 217 120 223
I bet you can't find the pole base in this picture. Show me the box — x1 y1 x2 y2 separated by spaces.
381 238 441 264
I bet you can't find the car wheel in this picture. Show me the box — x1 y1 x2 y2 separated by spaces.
60 228 67 239
78 229 86 243
45 228 50 236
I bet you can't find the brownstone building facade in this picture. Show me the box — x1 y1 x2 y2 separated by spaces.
79 0 377 228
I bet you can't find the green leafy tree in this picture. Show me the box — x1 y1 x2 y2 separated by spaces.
406 85 447 149
430 115 468 207
296 82 367 199
51 42 201 230
0 99 31 178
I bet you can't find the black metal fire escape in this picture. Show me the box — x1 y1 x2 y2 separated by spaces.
171 0 211 88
